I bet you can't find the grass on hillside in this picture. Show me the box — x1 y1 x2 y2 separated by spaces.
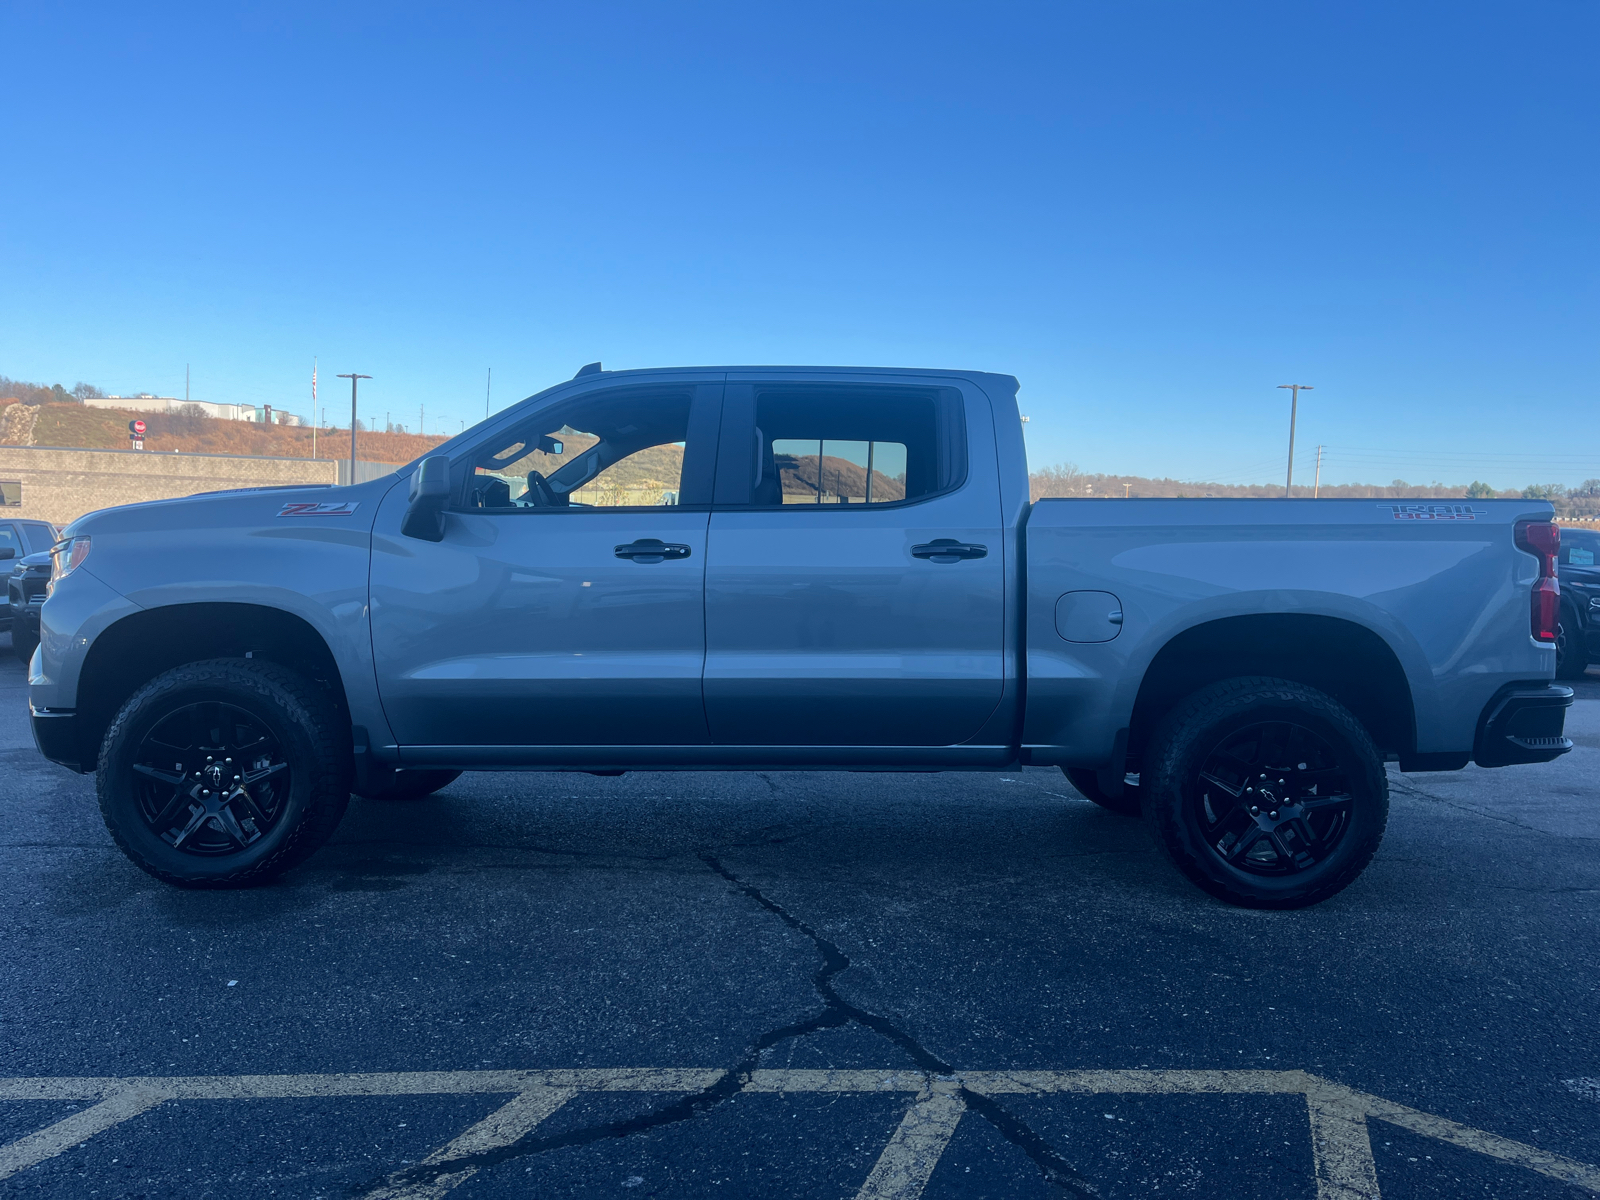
16 401 448 464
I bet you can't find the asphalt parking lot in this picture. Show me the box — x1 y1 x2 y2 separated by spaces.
1 643 1596 1200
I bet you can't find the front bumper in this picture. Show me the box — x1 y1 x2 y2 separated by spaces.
1474 683 1573 768
30 704 87 773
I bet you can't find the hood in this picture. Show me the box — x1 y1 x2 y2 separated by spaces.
59 474 404 540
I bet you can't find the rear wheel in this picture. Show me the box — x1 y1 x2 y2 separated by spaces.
1141 677 1388 909
1063 767 1141 815
1556 608 1588 679
355 769 462 801
97 659 351 888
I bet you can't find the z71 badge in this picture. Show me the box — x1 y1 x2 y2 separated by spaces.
1379 504 1486 521
277 501 361 517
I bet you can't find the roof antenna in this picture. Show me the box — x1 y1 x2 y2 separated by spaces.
574 362 603 378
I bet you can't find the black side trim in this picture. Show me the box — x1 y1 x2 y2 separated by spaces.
1474 683 1574 768
30 706 87 774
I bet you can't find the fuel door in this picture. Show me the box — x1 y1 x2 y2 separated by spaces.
1055 590 1124 643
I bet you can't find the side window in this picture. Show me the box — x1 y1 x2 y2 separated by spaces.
744 388 963 508
1563 531 1599 566
465 390 693 511
23 524 55 553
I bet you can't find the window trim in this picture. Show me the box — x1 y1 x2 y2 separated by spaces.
711 381 969 511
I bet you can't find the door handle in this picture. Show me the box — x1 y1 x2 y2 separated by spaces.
614 539 692 563
911 539 988 564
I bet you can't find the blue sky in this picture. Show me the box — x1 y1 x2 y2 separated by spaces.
2 1 1595 490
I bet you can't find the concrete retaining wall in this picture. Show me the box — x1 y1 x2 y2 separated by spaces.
0 446 342 528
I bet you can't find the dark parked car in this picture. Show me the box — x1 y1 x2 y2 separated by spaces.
8 549 51 662
1556 525 1600 678
0 519 57 636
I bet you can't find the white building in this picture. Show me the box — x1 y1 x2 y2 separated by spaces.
86 396 301 425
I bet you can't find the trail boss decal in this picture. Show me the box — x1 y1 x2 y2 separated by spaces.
277 501 361 517
1379 504 1486 521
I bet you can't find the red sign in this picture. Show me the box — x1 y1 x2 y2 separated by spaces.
129 420 146 436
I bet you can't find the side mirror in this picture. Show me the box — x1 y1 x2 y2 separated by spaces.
401 456 450 542
0 547 13 560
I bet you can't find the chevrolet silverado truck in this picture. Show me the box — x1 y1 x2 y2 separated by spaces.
28 365 1574 907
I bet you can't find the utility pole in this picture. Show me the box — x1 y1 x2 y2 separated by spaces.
185 364 190 405
311 357 318 460
1313 445 1324 498
420 403 425 437
1276 384 1313 495
337 373 371 483
486 367 492 419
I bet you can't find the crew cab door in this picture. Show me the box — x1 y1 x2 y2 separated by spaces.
703 375 1006 746
370 380 723 749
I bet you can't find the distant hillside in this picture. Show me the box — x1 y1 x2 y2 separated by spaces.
1028 462 1600 518
2 400 448 464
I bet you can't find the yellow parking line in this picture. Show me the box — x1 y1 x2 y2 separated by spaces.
362 1085 577 1200
854 1084 966 1200
0 1089 168 1182
0 1067 1594 1198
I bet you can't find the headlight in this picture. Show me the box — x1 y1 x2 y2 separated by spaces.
47 536 91 596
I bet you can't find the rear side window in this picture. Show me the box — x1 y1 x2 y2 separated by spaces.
736 386 965 508
1562 529 1600 566
23 523 54 553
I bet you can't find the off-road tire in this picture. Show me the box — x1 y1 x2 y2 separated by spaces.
12 625 38 664
97 658 351 888
355 769 462 801
1556 609 1588 679
1063 767 1141 815
1141 676 1388 910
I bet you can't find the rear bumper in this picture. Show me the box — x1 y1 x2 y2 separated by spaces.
30 704 87 774
1474 683 1573 768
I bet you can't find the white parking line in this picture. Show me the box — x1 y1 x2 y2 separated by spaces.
0 1068 1594 1199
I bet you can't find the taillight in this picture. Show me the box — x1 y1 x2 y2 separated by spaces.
1515 521 1559 642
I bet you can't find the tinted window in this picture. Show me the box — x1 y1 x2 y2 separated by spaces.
1562 528 1600 565
743 388 963 508
467 390 693 511
22 523 55 553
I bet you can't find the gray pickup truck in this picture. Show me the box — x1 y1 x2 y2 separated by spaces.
29 365 1573 908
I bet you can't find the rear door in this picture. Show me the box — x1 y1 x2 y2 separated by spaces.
371 379 722 749
702 375 1006 746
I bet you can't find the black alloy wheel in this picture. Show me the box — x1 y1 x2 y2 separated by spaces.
1141 677 1388 909
131 701 292 855
1191 722 1351 875
98 658 350 888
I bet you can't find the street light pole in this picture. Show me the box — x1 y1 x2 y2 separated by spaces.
337 373 371 484
1277 384 1313 496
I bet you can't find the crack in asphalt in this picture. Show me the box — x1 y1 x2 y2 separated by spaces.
371 850 1099 1197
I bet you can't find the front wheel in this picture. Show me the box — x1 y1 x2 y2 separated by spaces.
1141 677 1388 909
97 658 351 888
